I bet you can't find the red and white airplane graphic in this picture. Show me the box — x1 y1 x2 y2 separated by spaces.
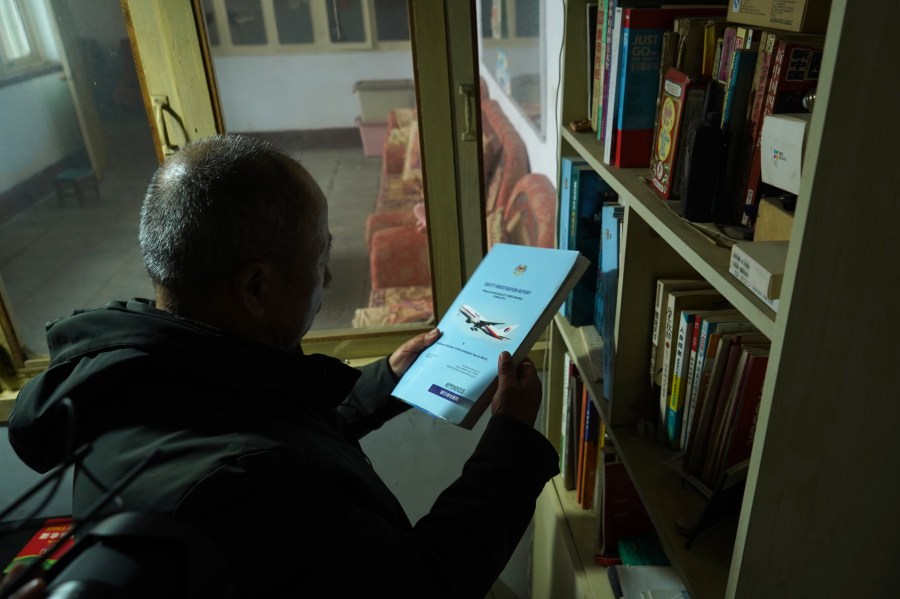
459 305 518 340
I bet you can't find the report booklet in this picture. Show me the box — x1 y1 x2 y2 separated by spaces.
392 243 590 429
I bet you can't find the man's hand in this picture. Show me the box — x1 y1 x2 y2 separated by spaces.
491 351 542 426
388 328 442 378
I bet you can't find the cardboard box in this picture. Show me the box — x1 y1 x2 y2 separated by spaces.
353 79 415 123
727 0 832 33
754 196 795 241
760 113 812 195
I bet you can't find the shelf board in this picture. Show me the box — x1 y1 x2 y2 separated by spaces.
554 314 609 418
554 317 735 599
561 128 777 340
609 425 735 599
550 477 616 599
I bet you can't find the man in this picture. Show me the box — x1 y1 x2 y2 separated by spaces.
8 135 559 597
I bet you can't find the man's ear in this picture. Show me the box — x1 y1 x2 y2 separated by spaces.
233 260 273 318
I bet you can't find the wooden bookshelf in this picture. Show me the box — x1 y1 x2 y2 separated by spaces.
536 1 900 598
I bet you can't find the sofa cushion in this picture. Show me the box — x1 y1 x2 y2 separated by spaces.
402 120 422 182
503 173 557 249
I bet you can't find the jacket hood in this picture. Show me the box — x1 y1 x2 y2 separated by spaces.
9 299 359 472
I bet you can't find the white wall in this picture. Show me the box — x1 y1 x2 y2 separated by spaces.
0 73 82 194
211 51 414 132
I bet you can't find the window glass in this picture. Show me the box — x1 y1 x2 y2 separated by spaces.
203 3 428 333
373 0 409 42
201 0 220 47
326 0 365 44
0 0 32 62
0 0 158 356
514 0 539 37
225 0 267 46
274 0 314 44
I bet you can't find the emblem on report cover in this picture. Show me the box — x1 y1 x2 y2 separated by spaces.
513 264 527 276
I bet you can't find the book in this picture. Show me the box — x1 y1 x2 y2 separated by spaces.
716 47 758 224
2 517 75 574
599 1 650 146
558 156 587 253
567 165 616 326
587 3 600 116
579 392 602 508
742 37 824 224
598 461 655 556
666 308 722 448
591 0 612 132
674 16 723 79
602 5 626 164
721 346 769 469
704 341 770 485
729 240 788 300
648 279 706 391
613 5 724 167
392 243 589 429
681 312 757 449
657 287 727 435
683 330 767 476
597 202 625 401
701 19 727 80
716 25 737 83
649 67 706 202
560 354 580 490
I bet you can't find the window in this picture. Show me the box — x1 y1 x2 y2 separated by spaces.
0 0 43 79
203 0 409 54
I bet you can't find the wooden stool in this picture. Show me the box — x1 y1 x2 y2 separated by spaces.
54 168 99 206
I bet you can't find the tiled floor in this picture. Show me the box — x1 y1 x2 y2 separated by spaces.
0 134 381 356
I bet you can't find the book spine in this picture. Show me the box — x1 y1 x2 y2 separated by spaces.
658 297 676 435
679 315 703 447
603 7 625 164
667 311 694 446
724 352 769 468
591 1 610 133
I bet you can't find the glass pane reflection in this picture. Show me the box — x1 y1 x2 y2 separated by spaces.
0 0 157 356
201 2 431 333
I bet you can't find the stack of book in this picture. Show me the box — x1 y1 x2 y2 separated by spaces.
587 0 827 231
648 276 772 489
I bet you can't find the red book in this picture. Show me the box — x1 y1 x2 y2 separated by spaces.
723 349 770 468
2 517 75 574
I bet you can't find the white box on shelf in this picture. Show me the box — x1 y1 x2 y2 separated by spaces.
760 113 813 195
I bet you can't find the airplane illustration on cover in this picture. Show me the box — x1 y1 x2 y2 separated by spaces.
459 305 518 340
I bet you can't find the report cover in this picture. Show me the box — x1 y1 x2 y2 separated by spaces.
392 243 589 429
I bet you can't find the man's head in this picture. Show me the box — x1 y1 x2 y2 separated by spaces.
139 134 331 348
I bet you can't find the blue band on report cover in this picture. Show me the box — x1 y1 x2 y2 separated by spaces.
428 384 475 409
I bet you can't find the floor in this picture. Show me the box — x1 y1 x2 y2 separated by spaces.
0 132 380 356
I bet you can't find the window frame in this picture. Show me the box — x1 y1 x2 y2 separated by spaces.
0 0 52 83
203 0 414 56
0 0 485 420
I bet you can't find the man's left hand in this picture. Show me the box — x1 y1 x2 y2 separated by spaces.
388 328 441 379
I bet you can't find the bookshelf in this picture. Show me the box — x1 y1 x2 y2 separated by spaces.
533 1 900 598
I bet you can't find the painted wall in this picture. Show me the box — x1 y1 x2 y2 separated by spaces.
0 72 82 194
211 52 414 132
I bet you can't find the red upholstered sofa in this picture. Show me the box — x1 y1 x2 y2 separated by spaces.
352 94 557 328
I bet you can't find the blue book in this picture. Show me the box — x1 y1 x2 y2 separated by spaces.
566 165 616 327
597 203 625 401
558 157 587 252
392 243 590 429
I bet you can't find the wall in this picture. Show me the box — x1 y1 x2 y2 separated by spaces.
0 72 82 194
211 51 414 132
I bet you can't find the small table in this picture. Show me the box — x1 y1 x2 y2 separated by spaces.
54 168 99 206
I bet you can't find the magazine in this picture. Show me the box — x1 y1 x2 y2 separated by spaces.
392 243 589 429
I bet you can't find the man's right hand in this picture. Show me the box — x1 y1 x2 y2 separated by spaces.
490 351 542 426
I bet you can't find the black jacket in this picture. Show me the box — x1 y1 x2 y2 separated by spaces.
9 299 559 598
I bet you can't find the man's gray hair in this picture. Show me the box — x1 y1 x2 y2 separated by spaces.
139 134 318 306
